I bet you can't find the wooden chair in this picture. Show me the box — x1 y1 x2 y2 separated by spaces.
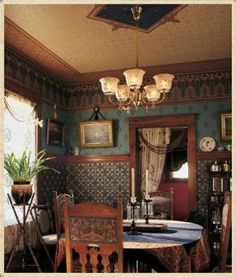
63 202 123 273
217 191 231 272
53 190 74 272
149 188 174 219
30 204 56 270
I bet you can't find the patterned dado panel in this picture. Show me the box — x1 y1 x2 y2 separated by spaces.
36 160 130 208
37 162 67 206
196 160 211 221
66 161 130 207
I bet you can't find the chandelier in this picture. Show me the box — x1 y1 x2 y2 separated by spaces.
99 6 175 113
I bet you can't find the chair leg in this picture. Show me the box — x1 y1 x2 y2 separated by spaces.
54 242 65 272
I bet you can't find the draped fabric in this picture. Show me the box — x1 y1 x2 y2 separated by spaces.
4 92 37 226
139 128 171 193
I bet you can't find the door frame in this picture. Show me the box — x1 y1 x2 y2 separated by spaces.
129 114 196 212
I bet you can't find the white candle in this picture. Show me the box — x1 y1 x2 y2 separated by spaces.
131 168 135 197
146 169 149 194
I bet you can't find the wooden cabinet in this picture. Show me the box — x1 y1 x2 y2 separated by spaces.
208 160 231 257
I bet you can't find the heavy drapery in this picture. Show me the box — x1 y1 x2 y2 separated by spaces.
139 128 171 193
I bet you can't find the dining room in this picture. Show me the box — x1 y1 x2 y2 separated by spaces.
2 1 232 274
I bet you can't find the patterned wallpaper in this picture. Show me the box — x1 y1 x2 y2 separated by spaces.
65 101 231 156
41 102 69 155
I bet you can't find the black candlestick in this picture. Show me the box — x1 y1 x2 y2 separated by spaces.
144 198 152 224
128 197 141 235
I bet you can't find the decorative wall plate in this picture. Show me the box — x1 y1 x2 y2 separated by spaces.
199 137 216 152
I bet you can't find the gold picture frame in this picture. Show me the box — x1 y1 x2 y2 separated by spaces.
221 113 231 141
80 120 113 148
47 119 65 147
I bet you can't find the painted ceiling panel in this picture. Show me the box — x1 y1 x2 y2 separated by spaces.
89 4 181 31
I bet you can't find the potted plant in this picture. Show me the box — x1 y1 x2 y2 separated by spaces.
4 149 60 205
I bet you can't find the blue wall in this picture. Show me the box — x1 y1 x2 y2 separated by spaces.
41 102 69 155
42 101 231 155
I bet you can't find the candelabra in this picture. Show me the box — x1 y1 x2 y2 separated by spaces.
128 197 141 235
142 193 152 224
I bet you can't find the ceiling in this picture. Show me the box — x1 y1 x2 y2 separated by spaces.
4 3 232 84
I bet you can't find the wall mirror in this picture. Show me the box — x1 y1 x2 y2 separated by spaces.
129 114 196 213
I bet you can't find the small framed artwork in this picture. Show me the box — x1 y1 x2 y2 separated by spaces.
80 120 113 148
47 119 65 147
220 113 231 141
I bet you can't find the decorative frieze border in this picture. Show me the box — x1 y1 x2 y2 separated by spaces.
5 46 231 111
65 70 231 110
5 47 69 108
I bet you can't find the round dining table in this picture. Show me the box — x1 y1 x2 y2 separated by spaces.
123 219 210 272
55 218 210 273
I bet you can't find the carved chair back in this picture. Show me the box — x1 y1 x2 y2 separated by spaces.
149 188 174 219
53 190 74 239
63 202 123 273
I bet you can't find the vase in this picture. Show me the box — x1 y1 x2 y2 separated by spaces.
11 184 33 205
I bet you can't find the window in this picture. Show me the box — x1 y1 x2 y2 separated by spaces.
4 93 37 226
171 162 189 179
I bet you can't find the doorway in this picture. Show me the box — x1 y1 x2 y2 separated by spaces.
129 114 196 215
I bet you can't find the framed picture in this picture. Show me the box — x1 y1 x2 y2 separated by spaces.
80 120 113 148
220 113 231 141
47 119 65 147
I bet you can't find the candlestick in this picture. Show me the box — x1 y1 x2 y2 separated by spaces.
145 169 149 194
128 196 141 235
143 196 152 224
131 168 135 197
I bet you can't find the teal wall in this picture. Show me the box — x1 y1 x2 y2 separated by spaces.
41 102 69 155
42 101 231 155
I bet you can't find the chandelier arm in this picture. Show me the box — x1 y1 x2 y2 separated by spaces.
136 22 139 68
108 95 119 105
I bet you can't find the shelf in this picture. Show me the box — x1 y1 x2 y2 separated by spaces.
207 158 231 255
196 150 231 160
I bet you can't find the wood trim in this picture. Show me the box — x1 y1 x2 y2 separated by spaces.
50 154 130 164
73 59 231 84
129 114 196 212
196 151 231 160
129 114 196 128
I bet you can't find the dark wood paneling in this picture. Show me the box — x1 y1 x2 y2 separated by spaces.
51 154 130 164
196 151 231 160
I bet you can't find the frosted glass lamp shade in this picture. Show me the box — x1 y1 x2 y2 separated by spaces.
99 77 119 95
123 68 145 89
153 74 174 93
144 85 161 101
116 85 130 101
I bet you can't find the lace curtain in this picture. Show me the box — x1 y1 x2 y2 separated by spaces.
139 128 171 193
4 92 36 226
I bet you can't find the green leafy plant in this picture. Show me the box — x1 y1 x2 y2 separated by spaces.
4 149 60 184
